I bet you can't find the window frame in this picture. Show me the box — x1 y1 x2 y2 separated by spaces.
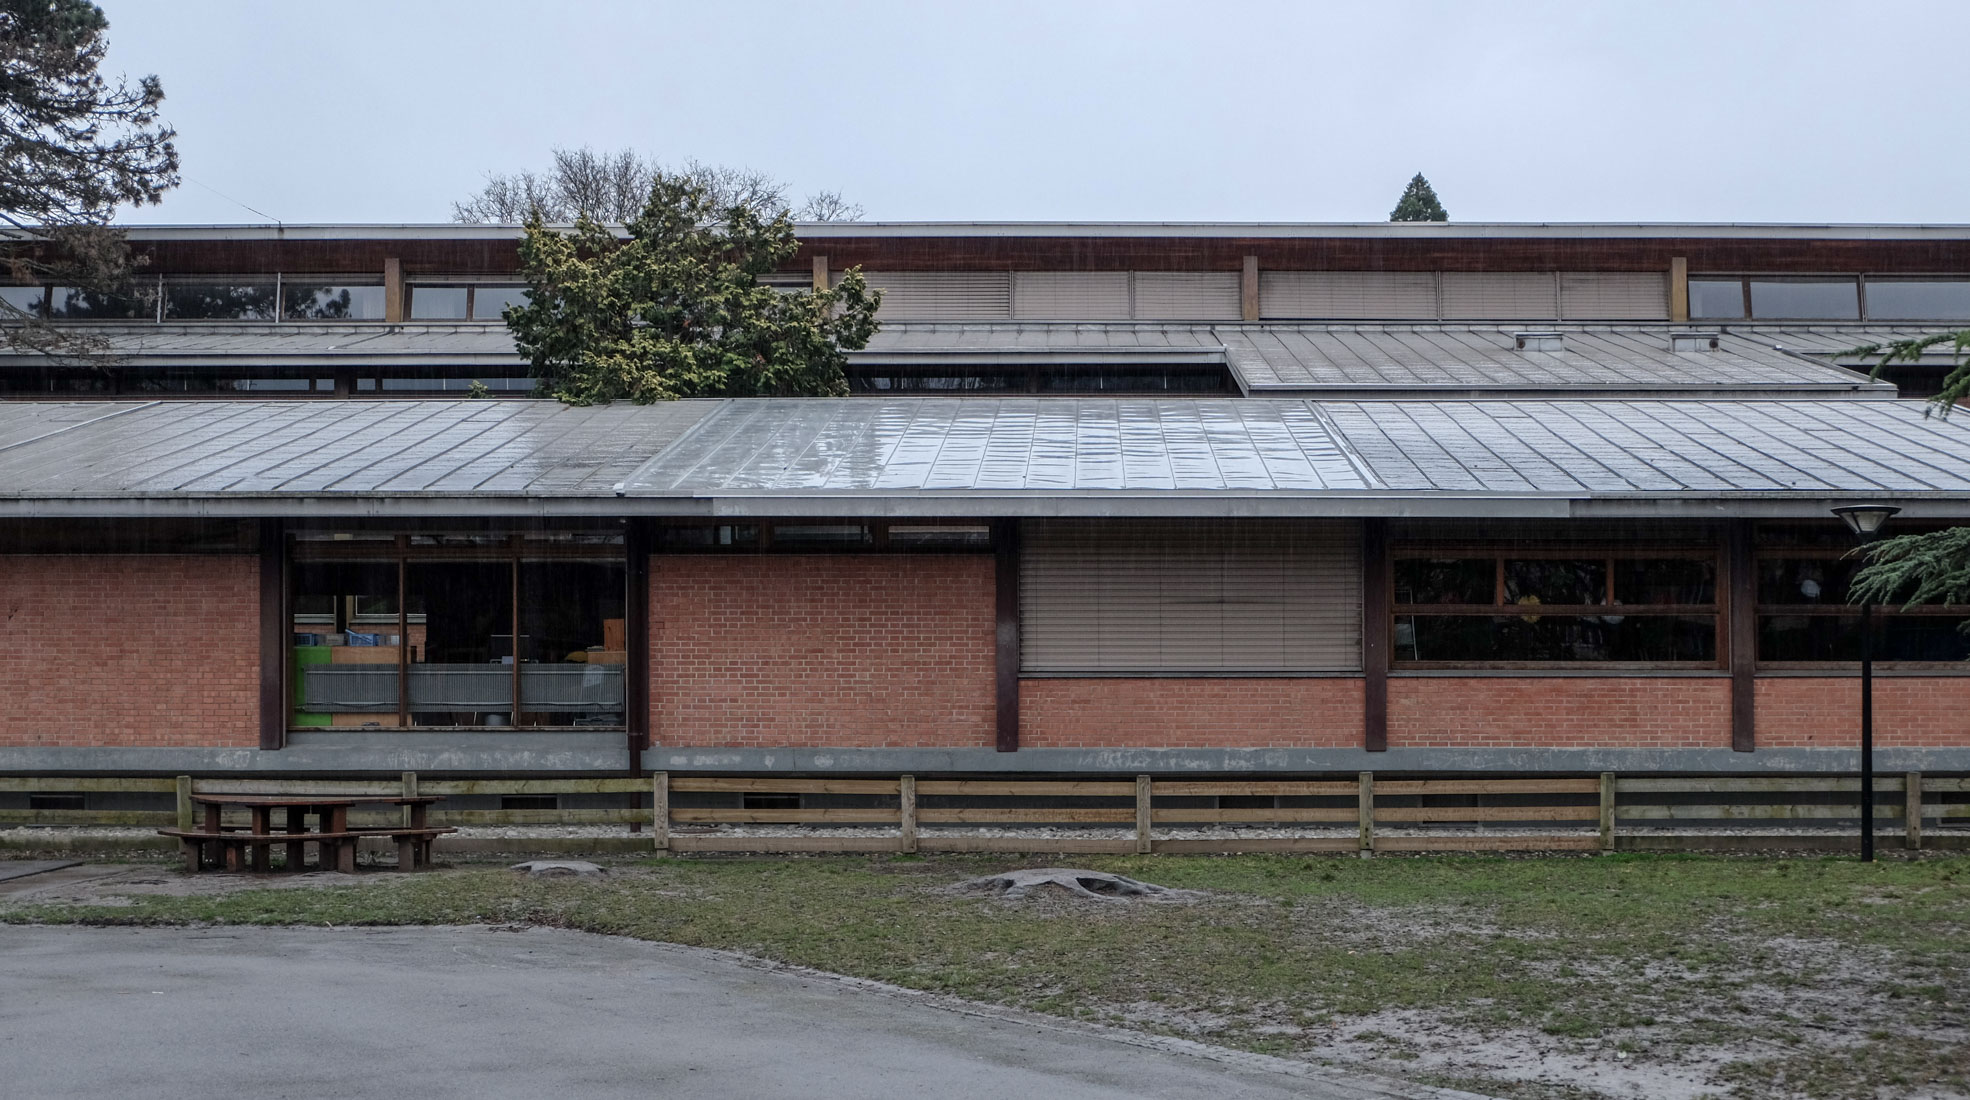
1753 542 1970 671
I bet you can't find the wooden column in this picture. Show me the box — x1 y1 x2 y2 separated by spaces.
1240 254 1260 321
1728 520 1757 752
1669 256 1689 322
812 255 829 291
1361 518 1390 752
993 520 1021 753
258 519 285 751
383 258 404 323
626 519 653 762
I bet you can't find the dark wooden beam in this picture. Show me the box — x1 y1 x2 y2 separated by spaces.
1361 519 1390 752
258 519 285 751
626 519 653 768
1729 520 1757 752
994 520 1021 753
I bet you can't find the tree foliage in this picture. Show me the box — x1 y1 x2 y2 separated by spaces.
0 0 178 354
1845 331 1970 613
506 171 881 405
453 146 861 224
1389 173 1447 222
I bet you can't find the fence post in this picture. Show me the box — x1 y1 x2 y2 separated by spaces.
1357 771 1374 854
1906 772 1923 851
1135 775 1152 855
175 775 194 831
900 775 918 854
401 771 417 828
652 772 670 852
1599 772 1616 852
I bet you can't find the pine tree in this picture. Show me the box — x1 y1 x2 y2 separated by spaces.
1389 173 1447 222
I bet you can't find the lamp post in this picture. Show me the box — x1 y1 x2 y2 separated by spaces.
1832 504 1900 862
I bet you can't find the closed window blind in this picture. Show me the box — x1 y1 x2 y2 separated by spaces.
1132 272 1242 320
1260 271 1438 320
1440 272 1559 319
859 272 1012 320
1012 272 1132 319
1558 272 1669 320
1020 519 1362 673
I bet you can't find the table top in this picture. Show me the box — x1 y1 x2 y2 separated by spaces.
189 794 444 807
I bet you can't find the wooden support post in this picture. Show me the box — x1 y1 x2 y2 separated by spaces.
383 257 404 323
1362 519 1389 752
1906 771 1923 850
652 772 670 851
402 771 417 828
812 254 829 291
993 520 1021 752
1669 256 1689 322
1135 775 1152 855
1728 520 1757 752
899 775 918 853
1599 772 1616 851
1357 771 1374 853
1240 254 1260 321
175 775 194 831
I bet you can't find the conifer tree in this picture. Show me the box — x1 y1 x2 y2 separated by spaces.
1389 173 1447 222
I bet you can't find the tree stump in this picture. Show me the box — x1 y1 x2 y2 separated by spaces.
952 867 1198 902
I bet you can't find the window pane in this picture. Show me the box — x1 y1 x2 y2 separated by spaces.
518 561 626 727
284 284 386 320
772 524 872 549
1504 559 1605 606
888 525 992 550
0 286 43 315
1399 614 1715 662
164 283 277 320
1614 558 1715 604
1688 279 1745 320
1865 280 1970 321
405 561 514 726
1393 558 1493 604
472 285 530 319
48 286 154 320
1757 557 1859 605
1759 615 1970 662
1748 280 1859 320
291 561 402 729
408 286 467 320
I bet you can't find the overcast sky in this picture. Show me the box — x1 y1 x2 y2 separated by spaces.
105 0 1970 226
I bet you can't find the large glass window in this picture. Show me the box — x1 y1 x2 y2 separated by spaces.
1394 551 1719 665
289 532 626 730
1688 279 1746 320
472 286 530 319
407 286 467 320
164 282 278 320
283 283 386 320
1747 279 1860 320
1864 280 1970 321
0 285 46 316
47 285 155 320
1757 540 1970 664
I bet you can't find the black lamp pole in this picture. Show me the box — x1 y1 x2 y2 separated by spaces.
1833 504 1900 863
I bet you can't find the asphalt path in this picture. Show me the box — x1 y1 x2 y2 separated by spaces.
0 924 1484 1100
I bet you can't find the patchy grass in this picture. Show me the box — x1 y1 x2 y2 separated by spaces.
5 852 1968 1100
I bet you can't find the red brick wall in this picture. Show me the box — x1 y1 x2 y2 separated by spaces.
1388 677 1732 749
1757 678 1970 747
1020 678 1363 748
0 555 260 747
652 555 996 748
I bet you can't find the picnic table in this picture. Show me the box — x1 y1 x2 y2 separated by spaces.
159 794 453 874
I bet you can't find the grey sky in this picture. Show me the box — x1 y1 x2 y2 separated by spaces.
106 0 1969 225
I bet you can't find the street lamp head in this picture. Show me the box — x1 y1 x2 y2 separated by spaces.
1832 504 1901 539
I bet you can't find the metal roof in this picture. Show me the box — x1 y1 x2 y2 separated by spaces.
8 321 1899 399
3 395 1969 519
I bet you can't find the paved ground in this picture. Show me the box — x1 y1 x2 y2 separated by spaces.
0 925 1482 1100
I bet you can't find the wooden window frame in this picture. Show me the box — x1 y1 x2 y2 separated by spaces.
1390 543 1724 671
1753 545 1970 672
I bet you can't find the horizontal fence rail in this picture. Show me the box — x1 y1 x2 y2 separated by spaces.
1 772 1965 855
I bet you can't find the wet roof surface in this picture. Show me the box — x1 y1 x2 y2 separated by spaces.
1 394 1967 509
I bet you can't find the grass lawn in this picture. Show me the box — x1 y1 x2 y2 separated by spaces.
5 851 1968 1100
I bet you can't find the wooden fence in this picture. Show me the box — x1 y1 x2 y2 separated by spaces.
2 772 1965 855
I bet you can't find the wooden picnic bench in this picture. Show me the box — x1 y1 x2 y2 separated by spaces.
162 794 454 874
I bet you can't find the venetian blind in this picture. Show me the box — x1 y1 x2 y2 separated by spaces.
1259 271 1438 320
1131 272 1242 320
1558 272 1670 320
1011 272 1133 319
1439 273 1560 319
858 272 1012 320
1020 518 1362 673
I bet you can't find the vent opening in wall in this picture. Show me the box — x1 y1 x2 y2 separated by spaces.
1670 331 1721 353
1514 332 1565 352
